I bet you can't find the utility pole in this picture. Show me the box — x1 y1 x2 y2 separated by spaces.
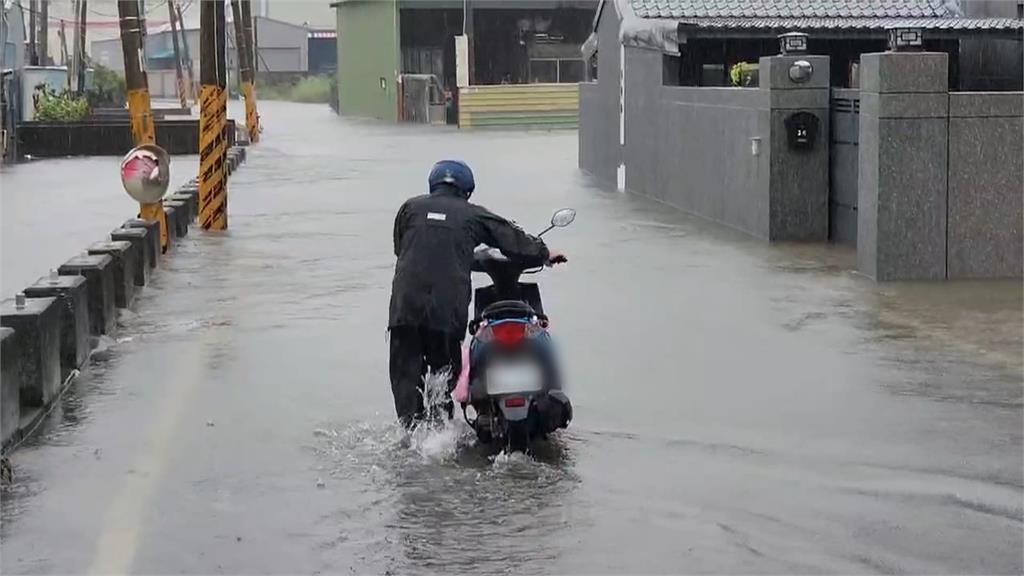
118 0 168 249
199 0 228 230
28 0 38 66
167 0 187 108
39 0 48 66
175 0 197 100
240 0 259 141
59 19 68 67
251 8 258 74
76 0 88 94
69 1 79 89
231 0 258 142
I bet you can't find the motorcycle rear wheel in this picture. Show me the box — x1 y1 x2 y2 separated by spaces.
507 420 530 453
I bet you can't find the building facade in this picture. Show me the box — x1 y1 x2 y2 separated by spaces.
92 15 309 74
332 0 598 122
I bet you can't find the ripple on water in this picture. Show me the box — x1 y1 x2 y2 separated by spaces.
309 380 582 575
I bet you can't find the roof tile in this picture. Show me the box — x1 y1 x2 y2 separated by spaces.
672 16 1024 30
629 0 961 19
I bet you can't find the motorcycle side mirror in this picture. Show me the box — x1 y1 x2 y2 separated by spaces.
539 208 576 237
551 208 576 228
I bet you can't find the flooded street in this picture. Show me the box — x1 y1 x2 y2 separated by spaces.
0 155 200 299
1 101 1021 574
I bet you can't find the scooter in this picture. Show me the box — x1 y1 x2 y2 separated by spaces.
462 208 576 453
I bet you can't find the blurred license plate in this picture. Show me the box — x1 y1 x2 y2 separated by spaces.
486 362 543 395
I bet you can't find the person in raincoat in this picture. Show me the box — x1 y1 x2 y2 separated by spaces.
388 160 561 427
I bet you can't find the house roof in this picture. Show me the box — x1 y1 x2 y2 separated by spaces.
676 16 1024 31
629 0 961 20
611 0 1023 37
586 0 1021 60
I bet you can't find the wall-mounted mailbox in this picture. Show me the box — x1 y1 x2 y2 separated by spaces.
785 111 819 151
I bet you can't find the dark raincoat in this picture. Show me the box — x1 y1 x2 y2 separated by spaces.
389 185 550 336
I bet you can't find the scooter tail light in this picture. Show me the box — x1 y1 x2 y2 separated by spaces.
504 396 527 408
491 322 526 347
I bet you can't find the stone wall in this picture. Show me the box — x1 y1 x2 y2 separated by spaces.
579 41 829 241
858 50 1023 280
577 26 1022 281
947 92 1024 278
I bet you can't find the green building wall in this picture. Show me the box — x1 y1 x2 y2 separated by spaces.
335 0 399 121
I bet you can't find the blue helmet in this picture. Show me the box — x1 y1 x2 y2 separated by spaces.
428 160 475 198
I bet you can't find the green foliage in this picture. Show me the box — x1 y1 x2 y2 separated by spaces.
87 62 127 107
33 87 90 122
730 62 759 87
259 75 332 103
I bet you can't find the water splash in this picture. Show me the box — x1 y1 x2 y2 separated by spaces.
404 369 471 461
420 368 452 420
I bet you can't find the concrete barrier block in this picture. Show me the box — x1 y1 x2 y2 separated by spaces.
1 296 62 408
124 218 160 269
163 206 181 242
170 194 197 223
59 254 116 335
24 275 90 378
175 186 199 205
87 241 137 309
110 228 151 285
1 328 21 447
166 197 193 225
164 202 189 237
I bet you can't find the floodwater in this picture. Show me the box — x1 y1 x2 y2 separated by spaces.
0 154 199 299
1 101 1021 575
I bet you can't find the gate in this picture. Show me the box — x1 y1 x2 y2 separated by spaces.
829 88 860 244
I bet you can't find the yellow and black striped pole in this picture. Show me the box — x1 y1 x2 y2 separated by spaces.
199 0 228 230
239 0 260 142
118 0 168 250
232 0 259 143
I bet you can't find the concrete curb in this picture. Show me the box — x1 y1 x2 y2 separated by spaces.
0 296 62 410
87 241 138 309
110 228 152 286
24 275 91 380
1 328 21 446
1 144 249 451
58 254 116 336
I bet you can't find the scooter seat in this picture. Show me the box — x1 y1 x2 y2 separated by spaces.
481 300 536 321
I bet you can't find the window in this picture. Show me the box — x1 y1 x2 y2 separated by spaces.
700 64 727 86
528 59 586 83
560 60 585 83
529 60 558 83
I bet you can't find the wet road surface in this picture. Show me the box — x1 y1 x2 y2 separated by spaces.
0 155 199 299
1 101 1021 574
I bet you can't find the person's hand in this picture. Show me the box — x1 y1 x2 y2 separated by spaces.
546 251 568 266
